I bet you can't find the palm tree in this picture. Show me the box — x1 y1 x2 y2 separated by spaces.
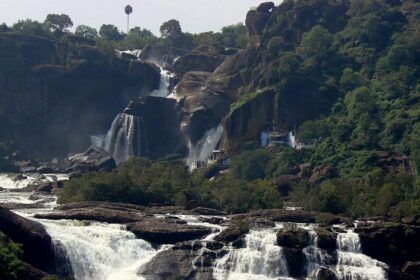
125 5 133 33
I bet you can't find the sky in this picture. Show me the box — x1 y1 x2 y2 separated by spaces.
0 0 281 35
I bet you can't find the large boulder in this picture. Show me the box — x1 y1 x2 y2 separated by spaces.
355 222 420 270
309 165 338 184
314 228 337 251
403 262 420 279
173 53 226 78
127 217 212 244
175 71 212 98
0 207 55 273
67 146 116 173
214 222 250 244
120 96 188 159
138 241 217 280
277 227 310 249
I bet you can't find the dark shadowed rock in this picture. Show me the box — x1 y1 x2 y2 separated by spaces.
127 217 212 244
277 227 310 249
0 207 55 273
355 222 420 270
314 227 338 251
67 146 116 173
403 262 420 279
316 268 338 280
215 223 250 244
309 165 338 184
257 2 275 13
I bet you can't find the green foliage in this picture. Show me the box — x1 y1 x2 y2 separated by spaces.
44 14 73 33
11 19 49 37
75 25 98 40
160 19 182 39
221 23 247 48
99 24 124 41
0 232 25 280
231 149 272 180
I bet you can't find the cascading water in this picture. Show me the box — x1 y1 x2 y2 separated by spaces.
213 225 291 280
335 228 388 280
91 58 176 164
186 125 224 169
303 228 331 278
101 113 141 164
43 221 158 280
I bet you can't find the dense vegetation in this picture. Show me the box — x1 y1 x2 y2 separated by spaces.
58 0 419 219
0 232 25 280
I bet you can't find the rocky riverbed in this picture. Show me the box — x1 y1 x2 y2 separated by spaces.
0 172 419 280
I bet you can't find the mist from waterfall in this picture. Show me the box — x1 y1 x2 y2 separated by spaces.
186 125 224 167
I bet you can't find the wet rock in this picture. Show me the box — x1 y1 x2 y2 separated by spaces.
67 146 116 173
316 268 338 280
355 222 420 270
35 205 145 224
283 248 306 278
36 166 54 173
402 262 420 279
232 209 349 225
198 217 225 225
190 207 227 216
214 222 250 244
277 227 310 249
55 201 145 212
0 206 56 273
231 237 246 249
127 217 212 244
314 228 337 251
138 244 215 280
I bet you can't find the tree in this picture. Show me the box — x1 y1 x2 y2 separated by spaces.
44 14 73 33
99 24 124 41
12 20 49 37
160 19 182 38
75 25 98 40
221 23 247 48
0 23 9 32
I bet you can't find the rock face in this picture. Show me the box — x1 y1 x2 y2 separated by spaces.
138 241 218 280
121 96 188 159
246 4 273 48
277 227 310 249
67 146 116 173
0 207 55 273
314 228 337 251
0 33 161 160
127 217 212 244
173 53 225 78
355 222 420 270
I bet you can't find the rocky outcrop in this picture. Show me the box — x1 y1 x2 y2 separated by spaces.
67 146 116 173
173 53 225 78
309 165 338 184
246 3 274 48
277 227 310 249
403 262 420 280
34 205 145 224
314 227 337 251
0 33 161 161
175 71 211 97
232 209 349 225
355 222 420 270
127 217 212 244
0 207 55 273
122 96 188 159
214 223 249 244
138 241 219 280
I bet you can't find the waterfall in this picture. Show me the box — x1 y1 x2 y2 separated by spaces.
287 132 296 148
186 125 224 168
335 228 388 280
100 113 141 164
303 229 330 278
213 226 290 280
42 220 158 280
149 67 173 98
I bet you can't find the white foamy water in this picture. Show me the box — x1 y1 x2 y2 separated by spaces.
335 228 388 280
186 125 224 169
149 67 173 98
214 224 291 280
43 221 158 280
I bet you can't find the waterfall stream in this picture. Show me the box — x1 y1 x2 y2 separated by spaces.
0 174 390 280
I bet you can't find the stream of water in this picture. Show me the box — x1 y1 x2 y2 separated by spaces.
0 173 389 280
